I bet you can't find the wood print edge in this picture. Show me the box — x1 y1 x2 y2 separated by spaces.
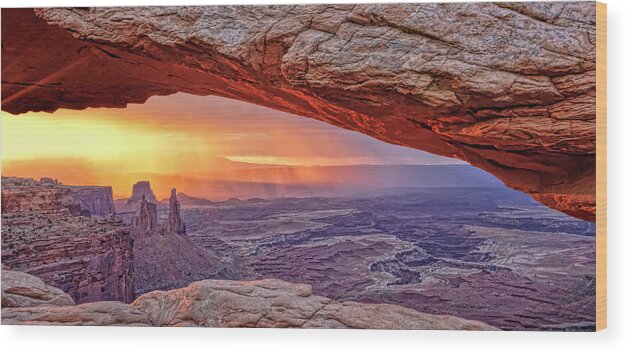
596 0 608 332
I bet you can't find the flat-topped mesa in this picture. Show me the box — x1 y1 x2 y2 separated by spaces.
127 181 157 205
39 177 60 186
163 188 186 235
130 196 158 237
1 176 81 216
1 177 116 217
67 185 116 217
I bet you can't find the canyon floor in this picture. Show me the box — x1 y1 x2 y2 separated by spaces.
182 187 595 331
1 174 595 330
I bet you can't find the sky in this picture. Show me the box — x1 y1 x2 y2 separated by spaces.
1 93 463 199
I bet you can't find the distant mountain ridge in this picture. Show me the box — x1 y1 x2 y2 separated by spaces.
160 192 215 206
155 164 505 202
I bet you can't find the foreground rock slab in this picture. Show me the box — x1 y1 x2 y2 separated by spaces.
1 269 496 329
2 301 150 326
0 4 598 220
132 278 496 330
1 267 75 308
1 269 147 326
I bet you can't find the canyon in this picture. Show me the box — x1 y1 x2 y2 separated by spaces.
181 182 595 330
0 3 598 221
0 168 595 329
129 185 244 295
0 177 241 300
0 3 600 331
1 177 134 304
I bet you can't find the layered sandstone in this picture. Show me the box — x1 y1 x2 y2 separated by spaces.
0 4 598 220
1 177 135 303
68 186 116 217
1 177 81 216
1 177 115 217
1 269 495 330
132 278 495 329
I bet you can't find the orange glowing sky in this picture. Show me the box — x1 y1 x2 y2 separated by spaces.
1 93 462 199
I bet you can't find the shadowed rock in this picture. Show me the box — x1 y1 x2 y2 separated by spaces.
163 188 186 235
130 196 158 237
1 267 75 308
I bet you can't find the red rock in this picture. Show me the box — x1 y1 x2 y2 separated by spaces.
1 177 81 216
1 177 135 304
0 5 598 221
129 197 158 237
2 301 150 326
163 188 186 235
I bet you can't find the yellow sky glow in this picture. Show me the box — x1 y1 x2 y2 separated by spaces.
1 94 461 199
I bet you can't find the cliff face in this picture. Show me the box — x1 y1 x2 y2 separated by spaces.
68 186 116 217
1 177 81 216
1 177 135 304
1 177 116 217
1 268 496 330
0 5 597 221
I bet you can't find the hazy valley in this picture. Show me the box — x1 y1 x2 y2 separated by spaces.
182 187 595 330
1 165 595 330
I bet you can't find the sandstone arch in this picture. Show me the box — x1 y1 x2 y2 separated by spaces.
1 4 597 221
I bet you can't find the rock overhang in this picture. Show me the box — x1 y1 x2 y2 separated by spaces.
0 4 597 221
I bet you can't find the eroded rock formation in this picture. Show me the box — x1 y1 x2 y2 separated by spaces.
130 196 158 237
163 188 186 235
1 177 135 304
1 268 496 330
128 185 237 295
0 4 598 220
129 187 186 237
